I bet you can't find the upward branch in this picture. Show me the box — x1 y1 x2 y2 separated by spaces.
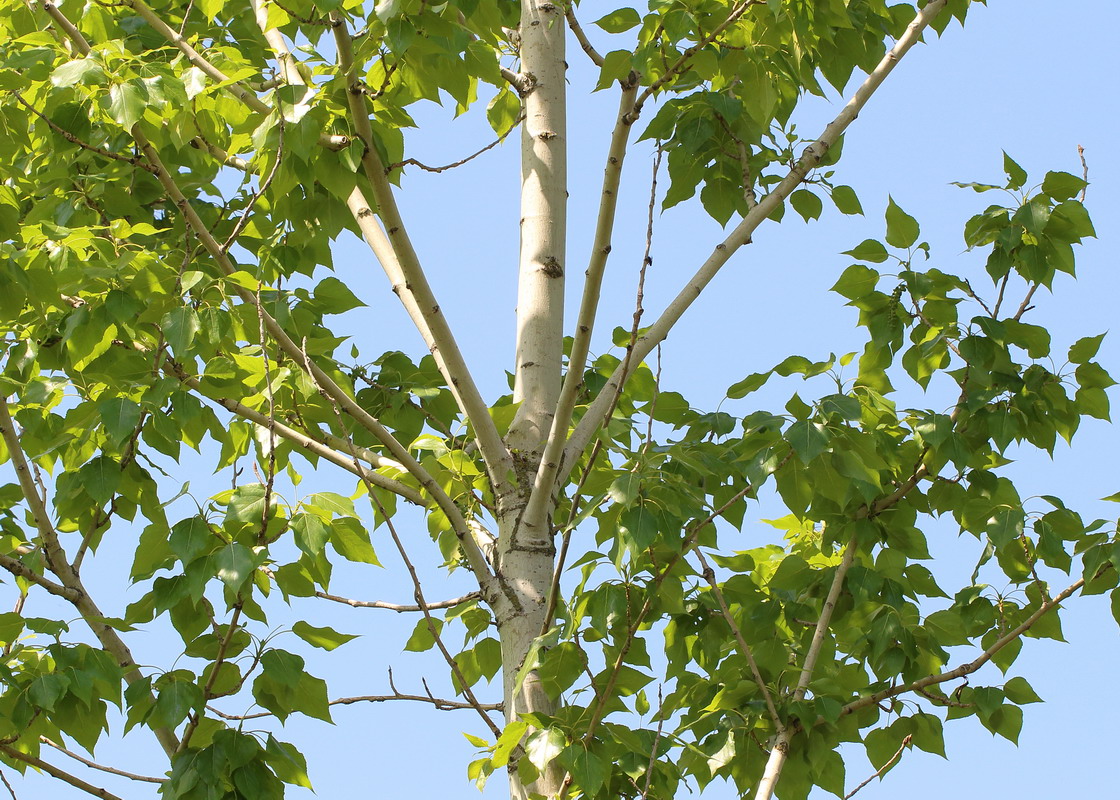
328 14 515 503
39 0 501 603
561 0 952 478
0 398 181 758
524 79 638 533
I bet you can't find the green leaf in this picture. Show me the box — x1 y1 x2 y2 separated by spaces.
79 456 121 505
526 728 566 772
842 239 889 264
0 613 25 645
608 473 641 507
404 617 442 652
292 513 331 559
885 196 920 248
596 49 633 91
1069 333 1106 364
1003 676 1043 704
594 8 641 33
216 543 255 591
1041 170 1087 201
265 735 314 790
831 185 863 215
1003 151 1028 189
162 307 201 353
52 58 105 88
561 746 607 796
727 371 772 399
152 679 202 729
486 88 521 135
787 419 830 463
292 620 358 651
330 516 381 565
790 189 823 222
831 264 879 299
313 277 365 314
98 397 141 446
105 81 146 129
170 517 213 564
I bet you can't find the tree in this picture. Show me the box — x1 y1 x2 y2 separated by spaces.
0 0 1115 798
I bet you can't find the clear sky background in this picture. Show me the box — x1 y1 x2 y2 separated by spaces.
7 1 1120 798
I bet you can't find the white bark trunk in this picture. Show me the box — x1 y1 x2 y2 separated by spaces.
501 2 567 798
508 0 567 462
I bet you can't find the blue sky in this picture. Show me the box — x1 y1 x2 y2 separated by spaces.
8 1 1119 798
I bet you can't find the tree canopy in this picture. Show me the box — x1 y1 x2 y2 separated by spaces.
0 1 1116 799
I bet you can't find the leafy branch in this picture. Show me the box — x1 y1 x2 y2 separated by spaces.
561 0 954 480
0 744 124 800
0 398 180 757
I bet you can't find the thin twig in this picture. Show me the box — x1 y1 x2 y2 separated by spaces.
207 691 502 720
10 91 155 172
836 573 1087 721
386 113 523 174
0 765 16 800
537 138 659 634
371 492 502 737
179 605 243 751
1078 144 1088 201
39 737 165 784
220 116 284 254
753 535 859 800
314 590 481 612
160 362 424 504
1012 283 1039 321
640 686 666 799
843 735 911 799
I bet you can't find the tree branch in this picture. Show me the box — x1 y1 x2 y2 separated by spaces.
330 14 515 503
843 735 911 799
207 689 502 721
386 113 523 174
162 364 425 505
0 744 125 800
314 590 481 612
369 494 503 737
0 553 79 602
525 80 638 528
565 4 604 67
561 0 952 479
836 574 1086 721
179 605 243 751
0 398 180 758
628 0 764 123
10 90 155 172
693 548 782 731
753 536 858 800
39 737 165 784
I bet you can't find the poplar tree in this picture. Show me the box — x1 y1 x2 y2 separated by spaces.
0 1 1114 799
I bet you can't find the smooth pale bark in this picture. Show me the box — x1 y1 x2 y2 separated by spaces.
501 1 568 798
507 0 567 464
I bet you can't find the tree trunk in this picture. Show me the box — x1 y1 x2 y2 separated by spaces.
501 1 567 798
